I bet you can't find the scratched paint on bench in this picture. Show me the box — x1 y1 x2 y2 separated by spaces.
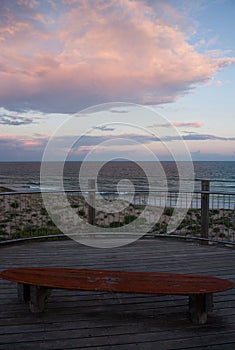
0 268 233 295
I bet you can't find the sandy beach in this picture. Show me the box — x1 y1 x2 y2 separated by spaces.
0 191 235 243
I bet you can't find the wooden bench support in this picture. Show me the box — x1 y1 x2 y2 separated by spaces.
29 285 51 313
29 286 51 313
18 283 30 303
18 283 50 313
189 294 213 324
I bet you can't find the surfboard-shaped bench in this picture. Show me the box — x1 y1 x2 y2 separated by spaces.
0 267 233 324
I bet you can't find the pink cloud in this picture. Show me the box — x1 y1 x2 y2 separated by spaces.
0 133 46 160
150 121 203 129
172 122 203 128
0 0 234 112
0 133 48 149
22 140 43 146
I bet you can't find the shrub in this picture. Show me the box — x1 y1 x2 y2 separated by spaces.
210 209 220 215
214 218 233 228
136 217 147 224
124 215 137 224
40 207 47 215
11 227 61 239
71 204 79 208
10 201 19 209
188 224 201 234
109 221 124 228
78 209 85 216
164 207 174 216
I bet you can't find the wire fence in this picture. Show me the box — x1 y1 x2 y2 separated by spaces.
1 180 235 245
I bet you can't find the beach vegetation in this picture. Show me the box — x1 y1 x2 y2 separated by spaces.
132 204 144 210
124 215 137 224
188 208 199 213
10 201 19 209
51 213 61 222
182 218 191 226
71 204 79 208
8 213 19 219
164 207 174 216
159 224 167 233
40 207 47 215
47 220 56 226
24 208 32 213
109 221 124 228
135 217 147 224
213 217 234 228
188 209 201 218
151 223 160 231
210 209 220 215
187 224 200 234
11 227 62 239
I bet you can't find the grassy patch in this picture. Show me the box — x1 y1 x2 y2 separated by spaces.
124 215 137 224
11 227 62 239
163 207 174 216
40 207 47 215
10 201 19 209
109 221 124 228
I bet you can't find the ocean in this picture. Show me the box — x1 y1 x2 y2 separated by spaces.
0 161 235 194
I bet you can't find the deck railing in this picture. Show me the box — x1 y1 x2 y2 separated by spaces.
1 179 235 246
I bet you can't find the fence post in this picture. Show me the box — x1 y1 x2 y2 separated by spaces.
88 179 96 226
201 180 210 245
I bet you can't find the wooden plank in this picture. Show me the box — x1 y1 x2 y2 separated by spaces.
1 328 235 350
0 238 235 349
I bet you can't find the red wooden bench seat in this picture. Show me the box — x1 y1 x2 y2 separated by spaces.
0 268 233 324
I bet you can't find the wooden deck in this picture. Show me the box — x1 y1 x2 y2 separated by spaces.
0 237 235 349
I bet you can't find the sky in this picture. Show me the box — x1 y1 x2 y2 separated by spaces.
0 0 235 161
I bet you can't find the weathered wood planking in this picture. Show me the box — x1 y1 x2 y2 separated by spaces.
1 267 233 323
0 238 235 349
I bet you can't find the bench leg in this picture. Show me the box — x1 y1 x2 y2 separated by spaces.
189 294 213 324
29 286 51 313
18 283 30 303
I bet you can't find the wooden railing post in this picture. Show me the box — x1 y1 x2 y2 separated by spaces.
88 179 96 226
201 180 210 245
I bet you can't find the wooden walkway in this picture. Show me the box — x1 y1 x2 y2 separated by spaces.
0 237 235 349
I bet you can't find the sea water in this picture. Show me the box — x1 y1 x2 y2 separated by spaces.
0 161 235 193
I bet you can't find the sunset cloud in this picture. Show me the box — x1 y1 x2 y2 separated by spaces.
0 115 33 126
0 108 46 126
0 0 234 112
1 130 235 161
172 122 203 128
0 133 47 161
149 121 203 129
